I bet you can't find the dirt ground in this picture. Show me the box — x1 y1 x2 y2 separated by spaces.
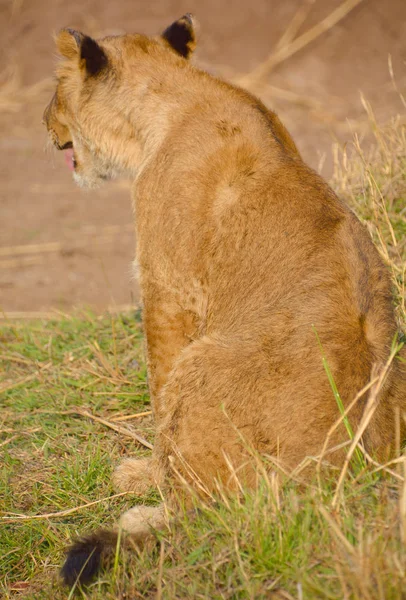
0 0 405 313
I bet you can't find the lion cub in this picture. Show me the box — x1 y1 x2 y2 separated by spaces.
43 15 406 586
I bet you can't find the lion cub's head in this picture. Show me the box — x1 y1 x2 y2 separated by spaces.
43 15 196 188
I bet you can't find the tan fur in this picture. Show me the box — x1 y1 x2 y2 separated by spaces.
44 17 406 530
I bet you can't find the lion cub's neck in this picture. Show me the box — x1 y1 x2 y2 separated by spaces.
122 61 295 180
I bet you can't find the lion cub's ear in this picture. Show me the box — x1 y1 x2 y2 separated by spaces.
56 29 84 59
161 14 197 59
55 29 108 76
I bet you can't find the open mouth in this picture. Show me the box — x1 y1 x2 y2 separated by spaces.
63 146 77 172
47 125 77 171
55 140 76 171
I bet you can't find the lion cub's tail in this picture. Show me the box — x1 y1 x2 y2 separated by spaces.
60 527 155 587
61 504 165 587
61 529 119 587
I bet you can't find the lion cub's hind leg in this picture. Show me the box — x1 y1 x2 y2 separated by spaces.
156 337 270 494
113 457 163 495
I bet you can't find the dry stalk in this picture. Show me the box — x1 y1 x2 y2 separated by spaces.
66 407 153 450
0 435 18 448
233 533 251 590
91 340 122 380
0 311 63 320
388 55 406 110
237 0 364 87
316 375 379 487
0 491 132 522
352 451 405 482
0 362 52 394
318 505 355 555
156 541 165 600
111 411 152 422
93 389 148 397
0 354 35 365
400 455 406 544
332 349 399 509
35 407 153 450
263 453 309 487
294 439 351 480
274 0 316 52
168 443 215 502
82 365 132 386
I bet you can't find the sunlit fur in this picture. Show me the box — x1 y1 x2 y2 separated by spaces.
44 15 406 586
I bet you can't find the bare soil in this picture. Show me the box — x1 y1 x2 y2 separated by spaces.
1 0 405 312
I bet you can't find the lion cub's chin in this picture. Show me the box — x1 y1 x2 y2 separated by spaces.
72 170 103 189
72 167 116 189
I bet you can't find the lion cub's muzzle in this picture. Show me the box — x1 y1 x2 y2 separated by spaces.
43 94 74 151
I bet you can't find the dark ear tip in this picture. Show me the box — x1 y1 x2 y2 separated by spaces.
65 28 84 46
162 14 197 59
180 13 197 34
80 36 108 76
183 13 194 25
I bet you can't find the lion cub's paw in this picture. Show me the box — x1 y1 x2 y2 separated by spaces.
119 504 165 535
113 457 155 495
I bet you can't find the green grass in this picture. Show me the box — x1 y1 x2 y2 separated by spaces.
1 114 406 599
0 314 404 600
0 311 154 598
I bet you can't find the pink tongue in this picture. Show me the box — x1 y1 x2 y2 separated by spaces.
64 148 75 171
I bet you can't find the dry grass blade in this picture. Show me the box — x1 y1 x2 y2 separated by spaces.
79 408 153 450
238 0 364 86
332 350 399 508
0 435 18 448
0 363 52 394
35 407 153 450
83 366 133 386
0 354 35 365
0 492 132 522
0 311 63 320
274 0 316 52
106 304 140 315
316 375 379 485
111 411 152 422
91 340 121 380
388 55 406 110
353 452 405 482
168 445 215 501
332 110 406 319
0 305 139 320
156 541 165 600
318 505 355 555
400 456 406 544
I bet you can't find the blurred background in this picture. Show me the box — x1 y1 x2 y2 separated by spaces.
0 0 405 315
